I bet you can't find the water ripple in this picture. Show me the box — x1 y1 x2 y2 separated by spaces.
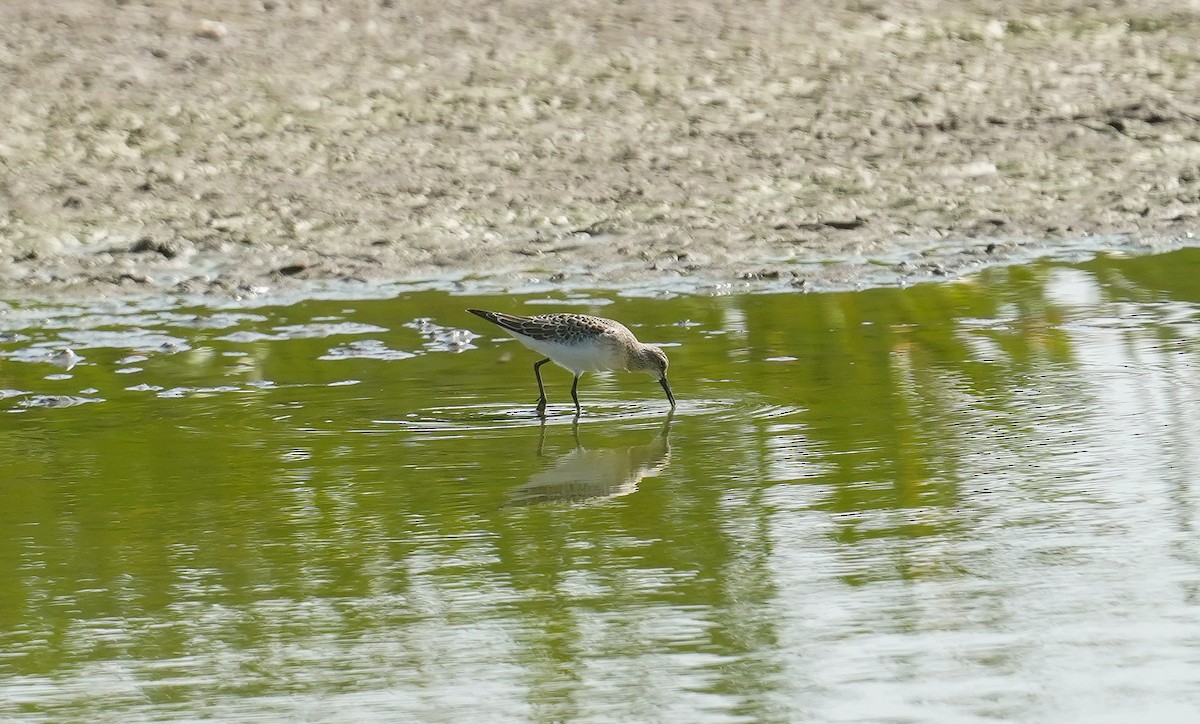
386 398 802 434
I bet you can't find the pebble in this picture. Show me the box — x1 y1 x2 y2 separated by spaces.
196 20 228 40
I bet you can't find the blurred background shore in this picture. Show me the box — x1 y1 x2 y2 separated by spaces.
2 0 1198 296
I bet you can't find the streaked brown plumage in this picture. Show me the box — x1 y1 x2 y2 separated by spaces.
467 308 675 416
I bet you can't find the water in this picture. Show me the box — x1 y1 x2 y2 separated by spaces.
2 249 1200 721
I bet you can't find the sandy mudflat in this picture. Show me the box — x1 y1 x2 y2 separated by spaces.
1 0 1198 299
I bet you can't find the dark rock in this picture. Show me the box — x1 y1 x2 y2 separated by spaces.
130 236 179 259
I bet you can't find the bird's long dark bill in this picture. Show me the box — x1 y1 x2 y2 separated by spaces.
660 377 676 408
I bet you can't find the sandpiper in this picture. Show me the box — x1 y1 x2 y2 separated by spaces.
467 308 676 416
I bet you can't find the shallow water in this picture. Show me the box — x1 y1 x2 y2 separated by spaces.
3 249 1200 721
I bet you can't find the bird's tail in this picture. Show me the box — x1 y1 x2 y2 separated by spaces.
467 308 527 333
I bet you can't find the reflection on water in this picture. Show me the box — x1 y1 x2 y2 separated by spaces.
1 249 1200 720
510 418 672 506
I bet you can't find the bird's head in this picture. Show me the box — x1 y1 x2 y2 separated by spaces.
634 344 670 381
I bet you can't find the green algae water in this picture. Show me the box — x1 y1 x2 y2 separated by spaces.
3 249 1200 720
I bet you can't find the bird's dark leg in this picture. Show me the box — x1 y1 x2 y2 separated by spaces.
571 374 582 417
533 357 551 416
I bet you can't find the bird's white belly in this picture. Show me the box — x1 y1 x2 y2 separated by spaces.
522 337 622 374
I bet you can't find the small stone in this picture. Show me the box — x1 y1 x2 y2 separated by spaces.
196 19 227 40
49 349 79 371
822 217 866 230
130 236 180 259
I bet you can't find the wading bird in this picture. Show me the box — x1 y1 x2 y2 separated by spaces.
467 309 676 416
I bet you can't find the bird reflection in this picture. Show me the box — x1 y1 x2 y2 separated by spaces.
508 416 673 506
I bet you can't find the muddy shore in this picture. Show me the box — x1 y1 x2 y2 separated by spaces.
2 0 1199 300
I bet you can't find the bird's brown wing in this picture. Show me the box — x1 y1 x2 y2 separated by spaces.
468 309 611 343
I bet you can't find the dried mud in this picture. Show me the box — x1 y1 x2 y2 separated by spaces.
2 0 1199 300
